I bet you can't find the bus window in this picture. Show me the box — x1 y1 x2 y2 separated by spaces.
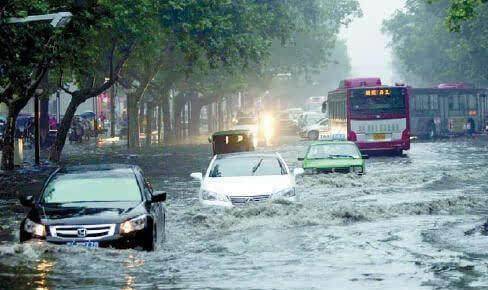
468 95 477 110
459 95 466 111
449 96 460 111
430 95 438 111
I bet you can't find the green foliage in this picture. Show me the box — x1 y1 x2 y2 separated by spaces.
383 0 488 86
429 0 488 31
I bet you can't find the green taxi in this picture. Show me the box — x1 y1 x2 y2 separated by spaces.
298 141 367 174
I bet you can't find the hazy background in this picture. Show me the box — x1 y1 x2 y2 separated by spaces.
342 0 406 85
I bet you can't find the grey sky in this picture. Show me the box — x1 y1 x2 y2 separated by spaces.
342 0 406 85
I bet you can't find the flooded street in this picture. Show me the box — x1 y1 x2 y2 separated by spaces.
1 138 488 289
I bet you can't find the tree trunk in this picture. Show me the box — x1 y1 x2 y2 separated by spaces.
145 102 153 147
1 104 20 170
217 101 224 130
189 100 203 136
162 94 172 144
206 104 213 134
127 94 139 149
157 104 162 145
49 98 81 162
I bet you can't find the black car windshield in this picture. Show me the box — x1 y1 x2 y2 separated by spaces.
209 156 286 177
307 144 360 159
41 170 142 204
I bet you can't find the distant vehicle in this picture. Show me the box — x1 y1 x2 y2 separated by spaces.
190 153 304 207
209 130 255 155
284 108 304 123
410 84 488 138
19 164 167 251
305 96 327 112
300 118 329 140
297 111 325 131
278 111 299 135
325 78 410 155
299 141 367 174
233 116 259 136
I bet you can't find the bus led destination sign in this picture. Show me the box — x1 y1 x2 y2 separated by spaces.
365 89 391 97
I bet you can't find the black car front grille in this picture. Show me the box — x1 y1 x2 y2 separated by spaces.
230 195 271 206
50 224 116 240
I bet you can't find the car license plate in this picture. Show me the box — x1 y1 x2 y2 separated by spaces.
67 241 99 248
372 133 385 140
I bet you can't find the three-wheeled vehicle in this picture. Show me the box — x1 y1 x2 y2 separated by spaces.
209 130 255 155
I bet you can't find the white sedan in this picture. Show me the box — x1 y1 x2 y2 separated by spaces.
191 153 304 207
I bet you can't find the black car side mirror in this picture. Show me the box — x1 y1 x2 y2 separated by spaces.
152 191 167 203
361 154 370 160
298 157 304 161
20 195 34 207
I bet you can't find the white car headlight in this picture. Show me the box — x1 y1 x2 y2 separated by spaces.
120 214 147 234
24 218 46 237
274 188 296 198
201 190 229 202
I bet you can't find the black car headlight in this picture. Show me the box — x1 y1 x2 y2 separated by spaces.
24 218 46 237
120 215 147 234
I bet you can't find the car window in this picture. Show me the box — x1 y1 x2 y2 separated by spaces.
307 144 360 159
209 156 287 177
41 171 142 204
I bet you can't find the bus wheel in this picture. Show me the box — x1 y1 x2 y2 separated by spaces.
308 130 319 140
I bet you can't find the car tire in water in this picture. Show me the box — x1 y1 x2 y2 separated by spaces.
143 223 157 252
308 130 319 140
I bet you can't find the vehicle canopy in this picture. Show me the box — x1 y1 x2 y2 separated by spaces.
209 130 255 155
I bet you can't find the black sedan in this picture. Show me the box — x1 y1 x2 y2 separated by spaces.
19 164 167 251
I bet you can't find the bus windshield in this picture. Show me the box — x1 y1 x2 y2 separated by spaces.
350 88 406 115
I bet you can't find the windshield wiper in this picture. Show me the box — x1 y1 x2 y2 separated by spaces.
251 158 264 175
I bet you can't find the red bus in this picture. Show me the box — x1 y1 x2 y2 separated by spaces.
322 78 410 154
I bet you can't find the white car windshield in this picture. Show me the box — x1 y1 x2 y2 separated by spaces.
209 156 287 177
307 144 361 159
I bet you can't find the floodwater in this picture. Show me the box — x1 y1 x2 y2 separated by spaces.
1 138 488 289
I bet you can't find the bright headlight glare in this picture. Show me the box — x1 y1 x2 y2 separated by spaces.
24 218 46 237
275 188 295 197
201 190 228 202
120 215 147 234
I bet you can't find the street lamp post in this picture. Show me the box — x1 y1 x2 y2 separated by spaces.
5 12 72 166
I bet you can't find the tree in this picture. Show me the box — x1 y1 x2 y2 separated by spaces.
429 0 488 31
382 0 488 86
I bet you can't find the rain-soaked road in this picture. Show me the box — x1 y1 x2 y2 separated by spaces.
1 137 488 289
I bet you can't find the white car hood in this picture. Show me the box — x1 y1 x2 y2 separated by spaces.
203 175 292 197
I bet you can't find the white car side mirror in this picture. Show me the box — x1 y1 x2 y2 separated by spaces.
293 168 305 176
190 172 203 182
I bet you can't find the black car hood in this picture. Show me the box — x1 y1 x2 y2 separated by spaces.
35 201 145 225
